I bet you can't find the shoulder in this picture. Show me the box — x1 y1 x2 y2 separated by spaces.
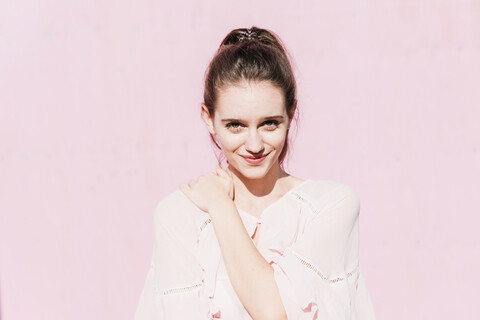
153 189 204 230
296 179 360 217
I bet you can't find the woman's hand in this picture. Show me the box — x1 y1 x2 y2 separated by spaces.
180 166 235 213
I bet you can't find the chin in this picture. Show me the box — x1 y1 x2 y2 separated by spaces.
229 157 277 180
237 168 269 180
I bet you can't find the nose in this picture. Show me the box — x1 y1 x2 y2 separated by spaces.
245 129 264 154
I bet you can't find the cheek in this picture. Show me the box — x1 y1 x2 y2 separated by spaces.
216 133 244 152
264 129 288 147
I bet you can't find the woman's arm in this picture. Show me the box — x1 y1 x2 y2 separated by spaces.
209 198 287 320
180 170 287 320
135 191 211 319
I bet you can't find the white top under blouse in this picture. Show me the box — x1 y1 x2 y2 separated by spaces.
135 179 376 319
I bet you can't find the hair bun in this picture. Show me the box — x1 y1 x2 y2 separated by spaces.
220 27 287 58
221 27 265 46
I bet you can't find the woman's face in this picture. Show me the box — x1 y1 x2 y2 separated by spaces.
202 80 291 180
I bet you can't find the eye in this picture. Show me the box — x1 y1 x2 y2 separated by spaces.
225 122 244 133
262 120 280 130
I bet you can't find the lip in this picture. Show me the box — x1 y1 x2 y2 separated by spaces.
240 153 269 165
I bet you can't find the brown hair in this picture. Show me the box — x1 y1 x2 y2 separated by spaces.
203 26 297 166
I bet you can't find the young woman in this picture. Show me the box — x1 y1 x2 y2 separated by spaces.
135 27 376 320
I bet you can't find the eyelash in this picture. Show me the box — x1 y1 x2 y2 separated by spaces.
263 120 280 130
226 120 279 132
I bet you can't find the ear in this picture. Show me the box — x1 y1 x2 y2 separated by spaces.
201 104 216 135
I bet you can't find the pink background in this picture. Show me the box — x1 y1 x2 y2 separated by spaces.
1 1 479 319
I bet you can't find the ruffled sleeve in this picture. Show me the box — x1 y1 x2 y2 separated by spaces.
135 191 215 319
270 184 376 320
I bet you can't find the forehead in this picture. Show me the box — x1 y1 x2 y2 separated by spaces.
215 80 286 119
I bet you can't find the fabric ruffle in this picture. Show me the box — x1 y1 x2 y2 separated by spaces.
271 247 369 320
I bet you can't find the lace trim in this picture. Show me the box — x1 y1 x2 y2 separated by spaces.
291 192 320 215
199 218 212 231
150 260 204 296
289 249 358 284
163 283 204 295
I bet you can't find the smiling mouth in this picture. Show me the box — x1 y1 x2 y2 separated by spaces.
240 152 270 165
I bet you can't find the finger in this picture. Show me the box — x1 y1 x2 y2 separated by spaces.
225 167 234 178
216 165 228 178
225 170 235 184
180 183 190 196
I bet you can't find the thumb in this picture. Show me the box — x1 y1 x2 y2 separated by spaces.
225 167 234 180
216 165 229 178
223 168 235 200
179 183 190 196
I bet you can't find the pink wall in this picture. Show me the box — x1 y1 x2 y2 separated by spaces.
1 1 479 319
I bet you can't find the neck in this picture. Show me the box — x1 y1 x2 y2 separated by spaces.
227 162 289 198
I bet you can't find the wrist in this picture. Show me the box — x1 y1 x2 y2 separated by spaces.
208 197 236 218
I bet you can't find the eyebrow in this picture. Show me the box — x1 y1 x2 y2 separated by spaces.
220 115 285 123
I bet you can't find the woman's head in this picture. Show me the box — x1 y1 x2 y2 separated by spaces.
201 27 297 178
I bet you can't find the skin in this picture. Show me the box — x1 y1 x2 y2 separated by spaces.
180 80 303 320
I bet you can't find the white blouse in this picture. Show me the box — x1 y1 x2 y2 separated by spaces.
135 179 376 319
